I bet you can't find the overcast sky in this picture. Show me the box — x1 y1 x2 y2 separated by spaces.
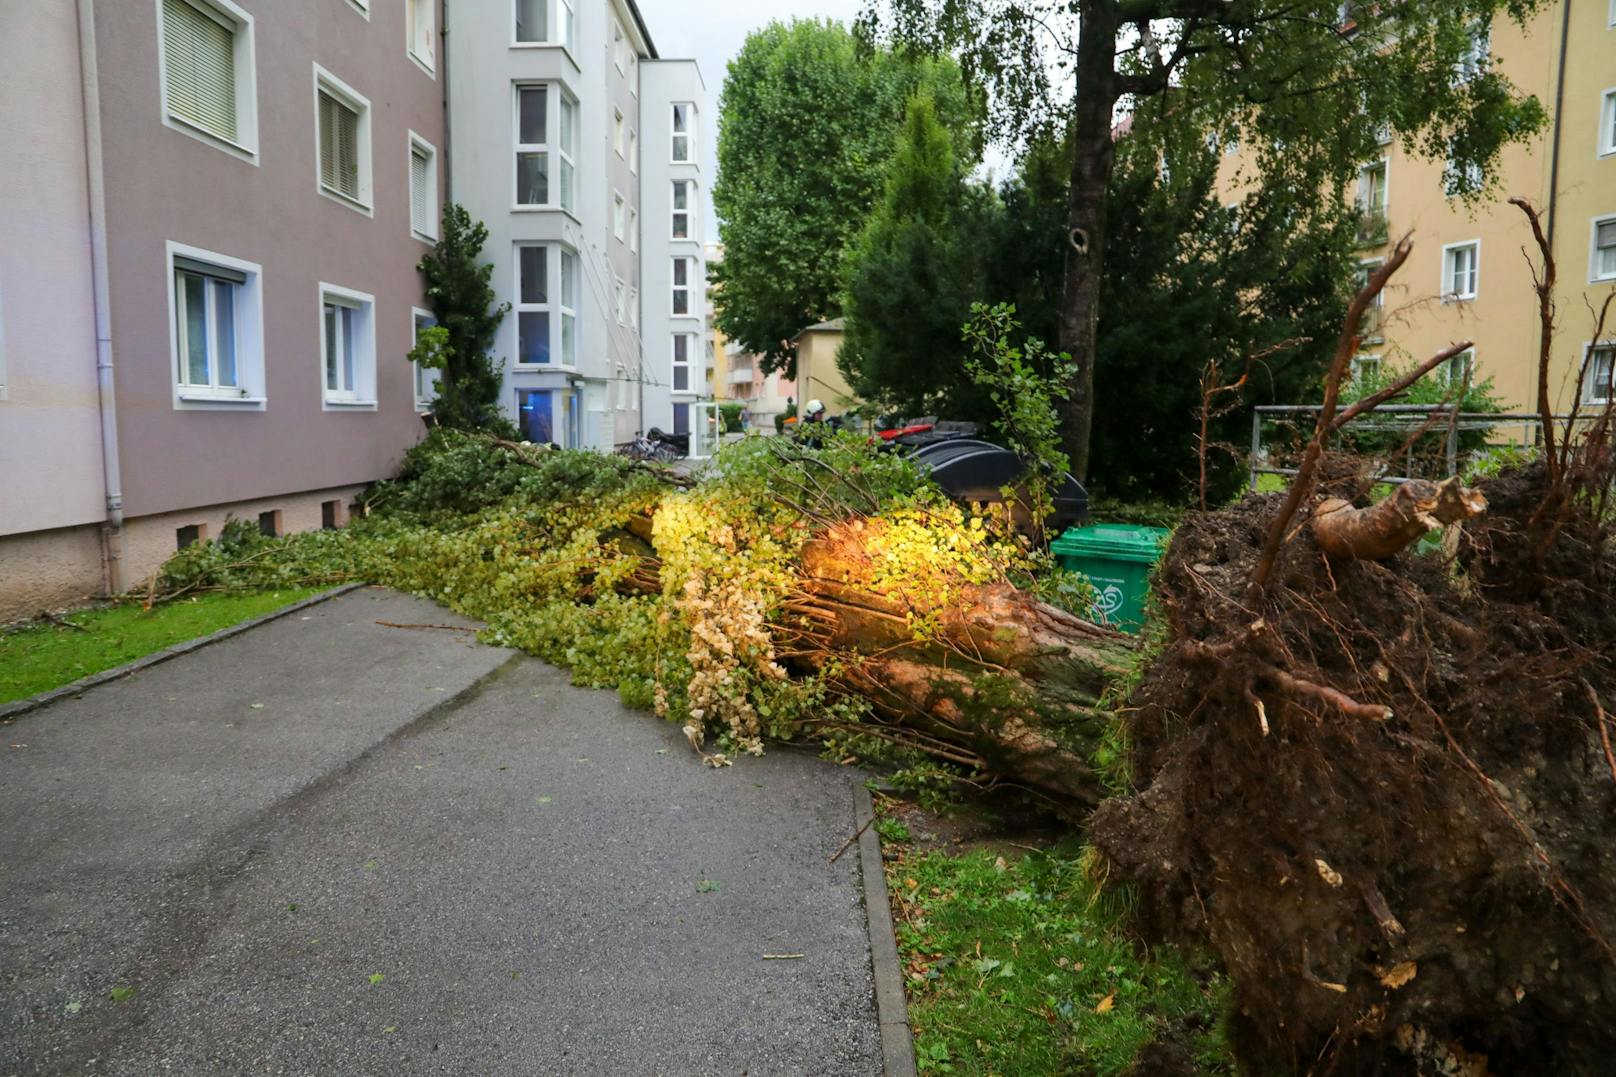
646 0 867 237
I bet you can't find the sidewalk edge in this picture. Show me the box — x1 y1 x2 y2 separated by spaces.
855 782 917 1077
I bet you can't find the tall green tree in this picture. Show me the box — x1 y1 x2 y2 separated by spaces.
415 205 513 435
712 18 978 377
839 91 987 417
858 0 1548 480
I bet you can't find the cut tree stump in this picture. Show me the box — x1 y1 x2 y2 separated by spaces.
1310 477 1487 561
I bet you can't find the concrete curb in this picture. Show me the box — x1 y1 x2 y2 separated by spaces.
855 782 917 1077
0 583 366 724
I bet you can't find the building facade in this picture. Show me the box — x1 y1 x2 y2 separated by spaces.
1217 1 1615 416
446 0 708 448
1 0 446 619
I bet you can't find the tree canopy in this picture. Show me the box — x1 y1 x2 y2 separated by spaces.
416 205 514 435
857 0 1549 478
711 18 979 377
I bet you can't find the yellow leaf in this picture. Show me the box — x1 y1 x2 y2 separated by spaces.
1379 961 1418 989
1095 993 1115 1014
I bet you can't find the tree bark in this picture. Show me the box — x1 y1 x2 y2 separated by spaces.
1059 1 1123 483
1310 477 1487 561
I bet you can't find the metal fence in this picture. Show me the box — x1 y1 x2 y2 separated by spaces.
1248 404 1596 490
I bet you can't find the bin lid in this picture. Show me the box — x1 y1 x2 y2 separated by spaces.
1051 523 1170 563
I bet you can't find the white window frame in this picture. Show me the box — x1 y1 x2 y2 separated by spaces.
408 131 439 242
512 0 549 46
1442 240 1480 301
345 0 369 17
155 0 259 164
412 307 439 411
629 129 638 174
672 180 693 240
1444 152 1484 198
515 243 552 367
614 276 627 326
1600 88 1616 159
1445 346 1476 386
557 96 577 214
318 283 377 409
559 249 578 366
313 64 374 215
1454 19 1490 85
629 287 639 333
614 108 626 156
513 84 576 214
671 103 694 164
406 0 435 75
672 332 695 393
165 240 265 410
1357 159 1389 217
613 192 626 242
1592 214 1616 283
1354 259 1385 342
672 256 695 316
1583 341 1615 405
561 0 576 54
628 207 638 252
613 19 626 72
1351 354 1380 384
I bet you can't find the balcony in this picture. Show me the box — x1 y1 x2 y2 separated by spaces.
1355 210 1388 248
727 366 755 386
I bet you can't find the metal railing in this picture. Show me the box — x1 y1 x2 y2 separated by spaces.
1248 404 1596 490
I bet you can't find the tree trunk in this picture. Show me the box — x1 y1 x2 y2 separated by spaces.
1059 1 1123 483
1310 477 1488 561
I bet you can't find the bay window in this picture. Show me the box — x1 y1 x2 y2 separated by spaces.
515 85 575 212
672 180 692 239
672 257 693 315
516 243 550 365
671 103 693 163
672 333 694 392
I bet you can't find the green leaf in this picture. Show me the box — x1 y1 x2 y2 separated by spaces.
696 879 721 893
368 973 386 986
109 986 135 1003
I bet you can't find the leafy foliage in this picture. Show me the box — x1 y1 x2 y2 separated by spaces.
416 204 515 435
711 19 979 376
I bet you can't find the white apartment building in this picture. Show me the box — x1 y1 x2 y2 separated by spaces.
446 0 706 449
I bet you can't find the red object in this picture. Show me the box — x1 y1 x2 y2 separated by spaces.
878 422 934 441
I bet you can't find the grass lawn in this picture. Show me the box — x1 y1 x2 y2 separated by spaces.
1 588 326 705
888 838 1232 1075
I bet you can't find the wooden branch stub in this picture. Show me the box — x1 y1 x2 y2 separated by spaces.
1311 477 1487 562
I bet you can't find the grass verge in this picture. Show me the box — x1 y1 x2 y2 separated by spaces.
1 588 326 705
888 840 1232 1075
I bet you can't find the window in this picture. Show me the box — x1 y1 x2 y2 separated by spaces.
1354 261 1384 341
514 87 576 213
407 0 435 72
615 277 627 325
176 524 206 549
629 287 639 331
1601 90 1616 158
1454 20 1489 84
1584 343 1614 405
613 20 626 71
315 66 372 212
672 180 692 239
561 0 575 51
319 283 376 407
1444 151 1483 198
1593 216 1616 282
409 132 438 240
672 257 693 315
629 129 638 173
167 242 263 407
514 0 547 42
158 0 257 159
672 333 693 392
516 244 550 365
628 208 638 252
613 193 626 241
516 85 549 206
673 402 691 436
321 500 345 530
1446 347 1475 386
258 510 281 537
1443 241 1479 300
560 250 578 365
1351 354 1380 384
614 108 625 156
518 389 554 442
1354 160 1387 243
412 308 439 410
672 103 693 162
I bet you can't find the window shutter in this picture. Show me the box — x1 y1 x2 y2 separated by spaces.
162 0 237 141
318 92 338 190
319 91 361 199
411 147 431 234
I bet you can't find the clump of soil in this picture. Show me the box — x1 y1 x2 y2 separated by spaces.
1092 462 1616 1074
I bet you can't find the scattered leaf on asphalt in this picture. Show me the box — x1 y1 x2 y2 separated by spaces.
249 703 265 710
383 1025 397 1034
537 795 552 805
655 749 669 755
109 986 135 1003
368 973 385 986
286 903 299 912
1095 993 1116 1014
363 860 378 871
64 1001 82 1016
696 879 721 893
510 970 521 980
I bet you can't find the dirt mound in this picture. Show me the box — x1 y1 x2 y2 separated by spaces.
1092 464 1616 1074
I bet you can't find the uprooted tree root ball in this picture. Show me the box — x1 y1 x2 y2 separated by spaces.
1092 462 1616 1074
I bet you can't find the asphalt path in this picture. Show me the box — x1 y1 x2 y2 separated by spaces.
0 587 880 1075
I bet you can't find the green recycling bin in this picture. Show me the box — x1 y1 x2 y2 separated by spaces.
1049 523 1171 633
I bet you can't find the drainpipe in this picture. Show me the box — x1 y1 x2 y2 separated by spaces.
1544 0 1571 256
76 0 125 595
440 0 451 204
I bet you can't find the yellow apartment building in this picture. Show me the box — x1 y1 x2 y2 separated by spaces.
1217 1 1615 415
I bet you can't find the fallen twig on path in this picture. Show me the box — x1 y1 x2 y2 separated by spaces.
829 814 876 864
375 620 479 633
